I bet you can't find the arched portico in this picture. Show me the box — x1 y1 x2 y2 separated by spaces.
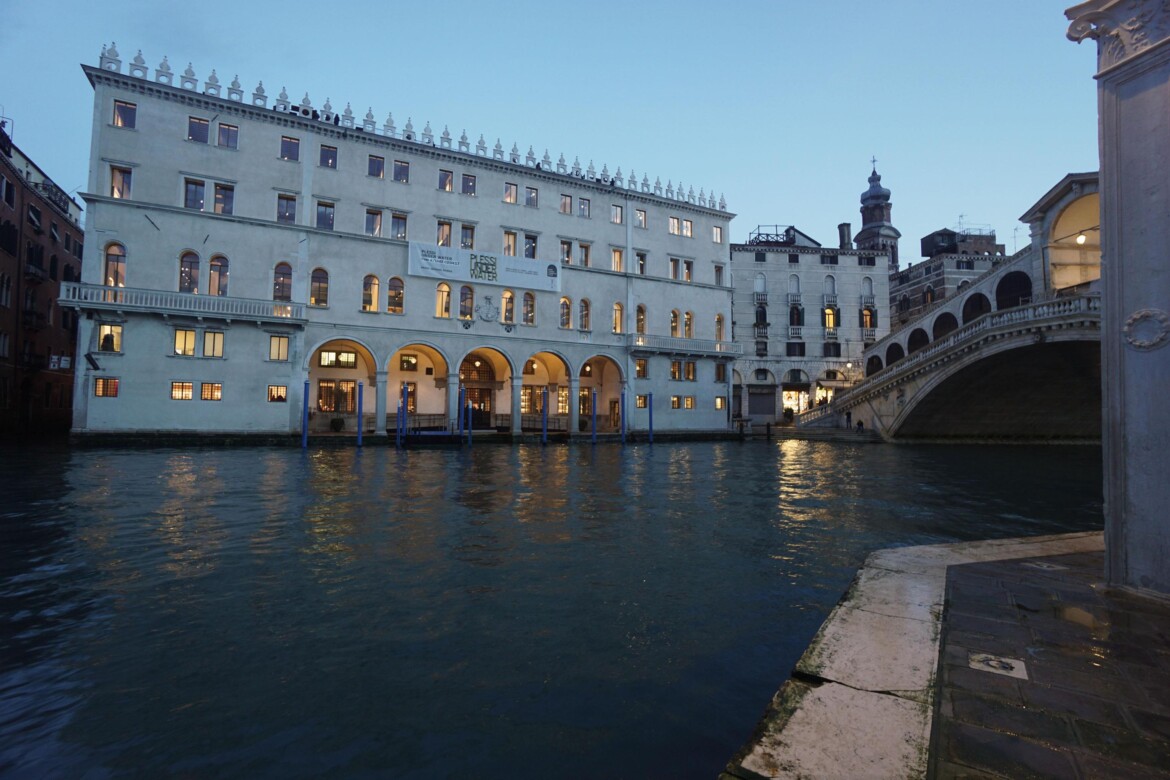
578 354 625 432
517 351 572 432
457 348 514 430
387 343 451 433
305 337 379 433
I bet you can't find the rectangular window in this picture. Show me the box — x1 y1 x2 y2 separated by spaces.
636 394 648 409
560 240 572 265
578 244 590 267
187 117 209 143
671 361 682 380
611 248 623 272
171 381 194 400
94 377 119 397
858 256 876 267
524 234 537 259
635 359 648 378
786 342 806 357
714 266 724 286
671 395 681 409
113 100 136 128
820 254 839 265
316 201 335 231
400 354 419 372
503 231 517 256
611 204 623 224
461 224 475 250
218 123 238 149
111 166 131 199
670 257 680 280
184 178 205 210
715 363 727 382
684 396 695 409
685 361 696 381
201 382 223 401
365 209 383 237
280 136 300 161
823 342 842 358
525 187 538 207
682 219 693 237
392 160 409 183
98 324 122 352
437 221 452 247
319 145 337 168
174 329 196 356
636 252 647 275
504 183 518 204
713 225 723 243
368 155 385 178
439 169 453 192
317 379 357 412
214 184 234 215
560 194 572 214
461 174 476 196
269 335 289 361
578 198 590 218
2 174 12 207
635 209 647 229
268 385 288 402
203 331 224 358
557 387 569 415
669 216 680 235
715 396 726 410
684 260 693 282
391 213 407 240
277 194 296 224
319 350 357 368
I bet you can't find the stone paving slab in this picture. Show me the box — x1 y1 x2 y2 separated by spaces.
721 532 1106 780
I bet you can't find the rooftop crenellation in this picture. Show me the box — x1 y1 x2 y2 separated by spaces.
97 42 729 213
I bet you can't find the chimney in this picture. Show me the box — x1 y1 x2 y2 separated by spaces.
838 222 852 249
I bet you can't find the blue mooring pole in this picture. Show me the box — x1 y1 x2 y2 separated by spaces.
591 389 597 444
541 388 548 445
357 381 364 447
648 392 654 444
457 386 465 440
465 400 472 447
301 380 310 449
620 392 626 445
403 383 410 440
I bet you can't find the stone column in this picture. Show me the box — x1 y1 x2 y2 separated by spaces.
447 372 461 432
510 375 523 434
1068 1 1170 593
373 370 388 436
568 376 580 435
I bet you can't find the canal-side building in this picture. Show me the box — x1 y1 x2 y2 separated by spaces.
888 228 1008 332
1 119 85 436
65 43 739 437
729 219 891 422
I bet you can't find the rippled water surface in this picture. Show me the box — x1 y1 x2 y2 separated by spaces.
0 441 1101 778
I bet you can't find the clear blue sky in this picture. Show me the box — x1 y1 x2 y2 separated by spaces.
1 0 1098 262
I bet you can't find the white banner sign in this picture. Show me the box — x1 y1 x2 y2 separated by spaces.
408 242 561 292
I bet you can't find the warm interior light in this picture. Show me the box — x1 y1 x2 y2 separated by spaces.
1076 233 1087 245
474 359 481 367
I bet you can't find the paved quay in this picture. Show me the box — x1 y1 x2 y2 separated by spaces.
721 531 1170 779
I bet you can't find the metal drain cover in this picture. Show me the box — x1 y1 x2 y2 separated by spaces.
968 652 1029 679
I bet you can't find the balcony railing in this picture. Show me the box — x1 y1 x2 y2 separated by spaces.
753 324 769 338
788 325 803 339
823 294 838 306
787 293 802 305
628 334 743 356
754 292 768 305
60 283 308 323
24 262 46 283
825 327 839 341
862 327 877 343
861 295 875 307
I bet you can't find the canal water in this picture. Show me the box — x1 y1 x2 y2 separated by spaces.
1 441 1101 778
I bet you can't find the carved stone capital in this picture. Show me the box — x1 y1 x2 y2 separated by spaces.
1067 0 1170 69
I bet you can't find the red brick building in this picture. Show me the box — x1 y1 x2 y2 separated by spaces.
0 120 84 436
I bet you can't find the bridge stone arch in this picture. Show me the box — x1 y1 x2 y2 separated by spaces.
933 312 959 340
996 271 1033 309
907 328 929 354
962 292 992 323
886 342 905 365
866 355 883 377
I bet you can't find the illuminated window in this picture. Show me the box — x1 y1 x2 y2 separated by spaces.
636 394 648 408
557 387 569 415
273 263 292 302
392 160 409 183
459 285 474 319
671 361 682 380
280 136 300 161
310 268 329 306
611 248 623 272
684 260 693 282
315 201 335 231
715 314 725 341
682 219 693 237
635 209 646 229
184 178 205 210
277 194 296 224
578 198 590 218
400 354 419 372
439 170 453 192
522 292 535 325
612 302 623 333
524 234 537 259
671 395 681 409
174 329 196 356
214 184 234 215
503 231 517 256
110 166 131 199
362 275 379 312
684 396 695 409
823 307 838 328
368 155 385 178
187 117 209 143
170 381 193 400
504 183 518 203
560 240 572 265
435 283 451 318
203 331 224 358
201 382 222 401
94 377 119 397
319 350 357 368
319 145 337 168
113 100 136 128
636 305 646 334
713 225 723 243
525 187 538 207
559 297 572 328
461 174 476 196
98 324 122 352
635 359 647 378
387 277 405 314
715 396 726 410
391 213 407 240
670 310 680 337
684 311 694 338
218 123 238 149
268 385 288 402
437 221 452 247
179 252 199 294
317 379 356 413
461 224 475 250
269 336 289 361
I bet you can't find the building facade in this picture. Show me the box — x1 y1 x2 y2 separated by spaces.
889 228 1007 331
730 223 890 422
66 44 739 437
0 121 84 436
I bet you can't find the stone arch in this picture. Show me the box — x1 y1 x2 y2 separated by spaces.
579 353 625 431
886 342 906 365
866 355 884 377
996 272 1033 309
387 342 452 429
933 312 959 340
907 328 930 354
456 347 515 429
305 336 379 432
962 292 992 323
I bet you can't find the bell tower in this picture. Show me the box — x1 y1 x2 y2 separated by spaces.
854 161 902 269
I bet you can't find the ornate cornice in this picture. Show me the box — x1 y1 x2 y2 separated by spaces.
1067 0 1170 70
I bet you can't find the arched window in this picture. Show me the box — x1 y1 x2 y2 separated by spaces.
670 309 680 337
755 306 767 326
754 273 767 293
898 295 910 313
823 307 838 329
362 274 379 312
560 297 572 328
49 255 58 281
105 243 126 289
861 308 877 328
522 292 535 325
387 277 405 314
579 299 591 331
310 268 329 306
209 255 229 296
862 276 874 297
824 275 837 296
435 283 451 318
922 285 935 305
715 314 724 341
684 311 694 338
459 285 474 319
612 302 623 334
789 306 804 326
501 290 515 323
273 262 292 301
179 251 199 294
636 305 646 334
788 274 800 294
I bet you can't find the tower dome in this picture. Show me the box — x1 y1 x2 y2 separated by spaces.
861 166 891 206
